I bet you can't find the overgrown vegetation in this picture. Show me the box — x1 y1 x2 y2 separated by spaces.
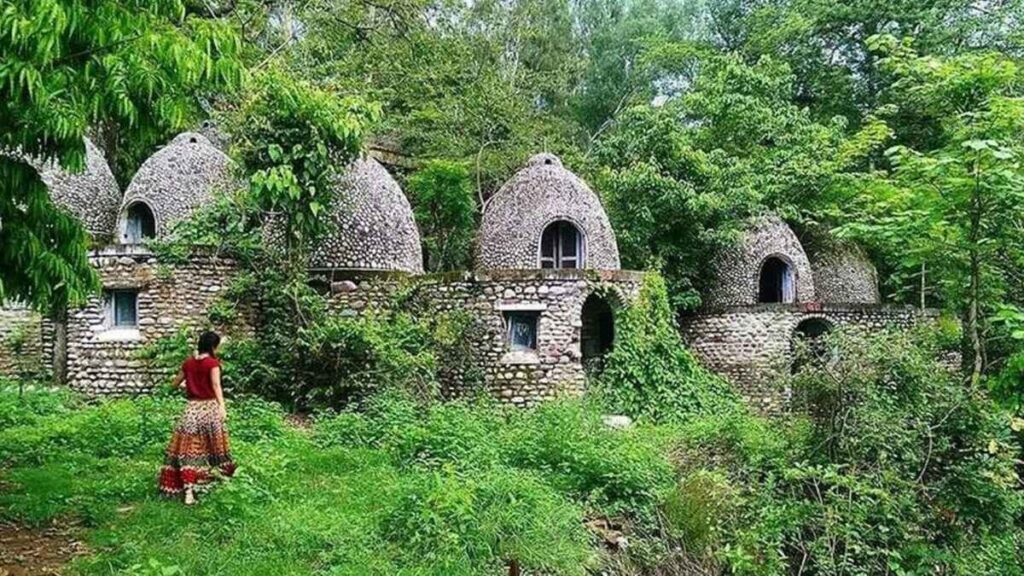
2 325 1021 575
593 273 737 423
5 1 1024 574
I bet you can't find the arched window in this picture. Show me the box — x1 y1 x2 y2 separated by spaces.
540 220 584 269
758 256 795 303
123 202 156 244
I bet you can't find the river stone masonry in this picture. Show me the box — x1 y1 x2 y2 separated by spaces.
0 305 52 380
310 157 423 273
807 243 881 304
409 269 642 406
680 303 929 411
64 247 247 395
36 138 122 242
477 153 620 270
116 132 235 241
704 215 816 307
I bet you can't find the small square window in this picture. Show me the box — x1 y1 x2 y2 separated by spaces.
107 290 139 328
505 312 538 351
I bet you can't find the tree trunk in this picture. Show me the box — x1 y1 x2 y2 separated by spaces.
968 162 984 386
968 249 983 386
920 261 926 311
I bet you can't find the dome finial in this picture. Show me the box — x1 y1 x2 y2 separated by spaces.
526 152 561 168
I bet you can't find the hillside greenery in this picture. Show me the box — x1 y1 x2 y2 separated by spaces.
4 1 1024 574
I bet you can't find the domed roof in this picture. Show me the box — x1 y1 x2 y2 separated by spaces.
309 157 423 273
117 132 234 241
36 138 122 241
704 215 815 307
478 153 620 270
808 242 880 304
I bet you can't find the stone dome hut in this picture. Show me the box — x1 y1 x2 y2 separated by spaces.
115 132 234 243
681 214 930 412
477 153 620 270
309 157 423 273
703 215 815 308
807 243 880 304
36 138 122 242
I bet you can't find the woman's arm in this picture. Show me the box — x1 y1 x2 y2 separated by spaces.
171 368 185 390
211 366 227 420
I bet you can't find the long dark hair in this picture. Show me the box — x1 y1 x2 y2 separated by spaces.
197 331 221 355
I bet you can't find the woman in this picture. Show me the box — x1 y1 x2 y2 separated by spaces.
158 331 236 504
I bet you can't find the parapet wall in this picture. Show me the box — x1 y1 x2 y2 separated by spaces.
679 303 930 411
66 247 244 395
317 269 644 406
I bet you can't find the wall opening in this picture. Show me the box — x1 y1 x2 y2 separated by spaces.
540 220 584 269
504 311 539 352
123 202 156 244
105 290 139 329
791 317 834 373
758 256 795 303
581 294 614 374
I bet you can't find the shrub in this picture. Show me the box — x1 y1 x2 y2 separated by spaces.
710 327 1024 576
593 272 739 423
384 468 593 575
661 470 738 555
296 311 438 409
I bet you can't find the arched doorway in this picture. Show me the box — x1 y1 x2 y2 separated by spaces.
791 318 834 373
540 220 584 269
123 202 156 244
759 256 795 303
581 293 615 373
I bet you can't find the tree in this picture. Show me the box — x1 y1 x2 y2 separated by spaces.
703 0 1024 133
281 0 586 202
0 0 243 311
406 160 477 272
831 37 1024 384
231 69 381 266
590 49 886 307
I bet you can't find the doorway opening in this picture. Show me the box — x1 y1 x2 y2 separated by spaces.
791 318 834 373
758 256 795 303
581 293 615 374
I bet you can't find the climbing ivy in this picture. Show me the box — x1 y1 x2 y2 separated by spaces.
593 272 738 423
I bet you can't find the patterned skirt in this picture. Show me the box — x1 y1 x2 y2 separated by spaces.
158 399 236 495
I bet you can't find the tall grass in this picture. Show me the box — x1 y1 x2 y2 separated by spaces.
0 386 675 575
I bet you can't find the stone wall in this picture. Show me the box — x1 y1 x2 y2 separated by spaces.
36 138 122 242
327 269 643 406
679 303 928 412
65 246 244 395
311 269 415 313
308 158 424 274
808 244 880 304
117 132 235 240
0 305 52 379
409 269 643 405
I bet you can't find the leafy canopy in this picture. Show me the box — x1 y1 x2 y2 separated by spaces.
0 0 243 310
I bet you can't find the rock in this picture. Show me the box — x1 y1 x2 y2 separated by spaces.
602 415 633 429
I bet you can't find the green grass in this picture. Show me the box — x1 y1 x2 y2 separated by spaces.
3 371 1020 576
0 386 675 575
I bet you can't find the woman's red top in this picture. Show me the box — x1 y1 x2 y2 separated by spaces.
182 356 221 400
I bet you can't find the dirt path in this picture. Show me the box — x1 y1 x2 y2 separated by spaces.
0 520 88 576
